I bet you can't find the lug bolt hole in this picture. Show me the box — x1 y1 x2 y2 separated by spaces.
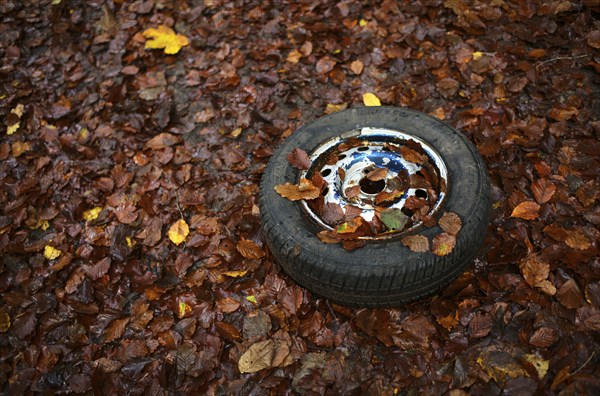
321 168 332 177
415 189 428 199
359 177 386 194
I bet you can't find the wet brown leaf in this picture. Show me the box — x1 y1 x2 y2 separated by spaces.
236 239 265 259
103 317 130 343
366 167 387 181
401 235 430 252
400 146 427 164
287 148 310 170
556 279 583 309
529 327 557 347
564 229 591 250
438 212 462 235
531 179 556 204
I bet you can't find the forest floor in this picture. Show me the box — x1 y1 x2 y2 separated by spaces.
1 0 599 394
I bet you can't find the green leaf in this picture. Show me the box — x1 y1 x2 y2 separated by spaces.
380 209 408 231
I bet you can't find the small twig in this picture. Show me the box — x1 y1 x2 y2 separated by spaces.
570 351 595 377
325 299 337 321
536 54 591 69
174 190 184 219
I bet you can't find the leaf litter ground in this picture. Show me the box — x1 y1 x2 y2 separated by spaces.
1 1 599 394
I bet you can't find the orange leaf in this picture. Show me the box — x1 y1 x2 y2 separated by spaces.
274 178 320 201
511 201 540 220
400 146 427 164
236 239 265 259
531 179 556 204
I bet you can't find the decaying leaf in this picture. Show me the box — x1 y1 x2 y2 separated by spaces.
287 148 311 170
0 309 10 333
6 104 24 135
380 209 408 231
168 219 189 246
350 60 364 74
362 92 381 106
401 234 429 252
336 217 363 234
238 339 291 373
438 212 462 235
519 254 556 295
274 178 320 201
236 239 265 259
366 167 387 181
324 103 348 114
556 279 583 309
531 179 556 204
143 25 189 54
511 201 540 220
564 229 591 250
432 233 456 256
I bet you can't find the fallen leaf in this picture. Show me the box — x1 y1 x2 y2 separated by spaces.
432 233 456 256
401 234 429 252
222 270 248 278
287 49 302 63
238 340 275 373
350 60 364 74
380 209 408 231
336 217 363 234
587 30 600 49
519 254 555 295
324 103 348 114
556 279 583 309
236 239 265 259
103 317 130 343
363 92 381 106
531 179 556 204
345 185 361 198
523 354 549 379
366 167 387 181
564 229 591 250
321 202 345 225
143 25 189 55
168 219 189 246
44 245 61 260
548 106 578 121
511 201 540 220
83 207 102 222
216 297 241 313
287 148 311 170
438 212 462 235
400 146 427 164
0 309 10 333
528 327 557 347
274 178 320 201
178 301 192 318
6 104 24 135
374 189 404 205
317 230 341 243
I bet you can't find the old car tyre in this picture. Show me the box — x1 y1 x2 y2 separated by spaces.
259 107 491 307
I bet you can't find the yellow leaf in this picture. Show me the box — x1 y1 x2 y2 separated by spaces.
229 127 242 138
83 206 102 222
325 103 348 114
6 104 24 135
246 295 257 303
222 270 248 278
524 354 549 379
472 51 484 60
363 92 381 107
359 19 367 27
11 141 29 157
168 219 189 245
44 245 62 260
143 25 189 55
40 220 49 231
126 236 134 248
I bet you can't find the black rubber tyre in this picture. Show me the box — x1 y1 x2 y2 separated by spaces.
259 107 491 307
